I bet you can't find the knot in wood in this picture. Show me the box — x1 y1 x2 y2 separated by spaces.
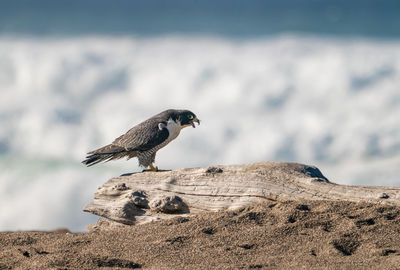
205 167 223 174
149 195 184 213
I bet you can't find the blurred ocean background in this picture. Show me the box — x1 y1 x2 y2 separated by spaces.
1 0 400 231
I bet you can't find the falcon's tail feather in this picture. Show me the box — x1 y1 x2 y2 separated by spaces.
82 144 135 167
82 153 113 167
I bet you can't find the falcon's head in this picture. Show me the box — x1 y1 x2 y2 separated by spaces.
175 110 201 128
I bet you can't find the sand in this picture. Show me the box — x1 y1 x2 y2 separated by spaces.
1 199 400 269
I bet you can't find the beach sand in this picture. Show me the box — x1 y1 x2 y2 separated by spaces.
1 199 400 269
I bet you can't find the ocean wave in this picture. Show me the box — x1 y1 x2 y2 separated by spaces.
1 35 399 231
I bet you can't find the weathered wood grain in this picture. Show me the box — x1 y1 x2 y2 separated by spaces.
84 162 400 228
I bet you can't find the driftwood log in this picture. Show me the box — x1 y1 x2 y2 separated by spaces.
84 162 400 229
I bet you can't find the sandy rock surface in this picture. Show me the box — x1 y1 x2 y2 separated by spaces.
2 162 400 269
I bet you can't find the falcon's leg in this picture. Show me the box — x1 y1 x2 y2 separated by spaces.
148 163 158 172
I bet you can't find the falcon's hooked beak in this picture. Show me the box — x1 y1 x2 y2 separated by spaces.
190 117 201 128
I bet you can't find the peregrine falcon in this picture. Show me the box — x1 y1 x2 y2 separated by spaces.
82 109 200 171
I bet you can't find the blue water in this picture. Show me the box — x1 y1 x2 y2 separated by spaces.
1 0 400 38
0 1 399 232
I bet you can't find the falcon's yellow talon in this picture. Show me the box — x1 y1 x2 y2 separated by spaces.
149 163 158 172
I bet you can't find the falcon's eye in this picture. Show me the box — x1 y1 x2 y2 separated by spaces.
188 115 194 120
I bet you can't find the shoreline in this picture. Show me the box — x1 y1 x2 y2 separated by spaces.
2 199 399 269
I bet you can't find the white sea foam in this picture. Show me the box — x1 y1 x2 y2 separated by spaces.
0 35 400 231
